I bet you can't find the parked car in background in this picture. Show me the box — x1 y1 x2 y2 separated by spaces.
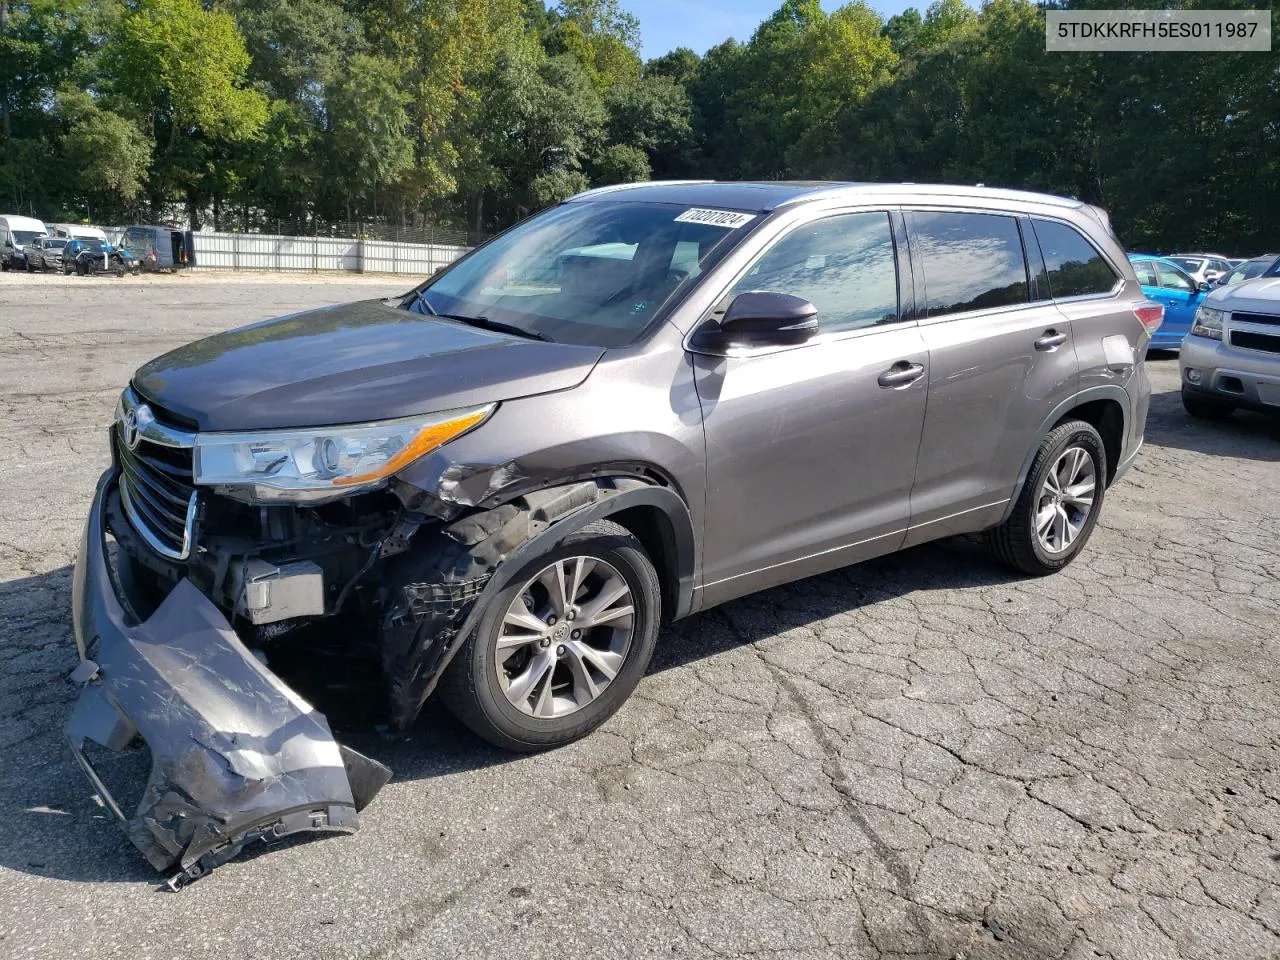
1180 276 1280 419
68 181 1158 883
1216 255 1280 287
1128 254 1210 349
1167 253 1234 286
64 238 136 276
49 222 109 243
0 214 48 270
26 236 69 271
120 224 195 271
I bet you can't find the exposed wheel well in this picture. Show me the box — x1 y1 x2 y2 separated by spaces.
1055 399 1125 484
610 504 679 622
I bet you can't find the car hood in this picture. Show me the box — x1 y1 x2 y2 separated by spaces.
1209 276 1280 313
133 299 605 431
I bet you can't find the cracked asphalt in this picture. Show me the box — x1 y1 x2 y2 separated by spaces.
1 272 1277 960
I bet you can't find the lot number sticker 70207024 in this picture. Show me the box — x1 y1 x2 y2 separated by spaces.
673 208 758 229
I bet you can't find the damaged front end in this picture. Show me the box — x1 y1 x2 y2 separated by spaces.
67 470 390 888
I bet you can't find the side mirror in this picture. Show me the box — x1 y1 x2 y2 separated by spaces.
1196 280 1211 293
719 291 819 343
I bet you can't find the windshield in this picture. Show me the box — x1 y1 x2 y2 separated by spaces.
47 239 67 249
121 229 149 252
13 230 41 246
413 200 754 347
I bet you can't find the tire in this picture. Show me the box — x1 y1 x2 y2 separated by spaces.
438 519 661 752
1182 388 1235 420
987 420 1107 576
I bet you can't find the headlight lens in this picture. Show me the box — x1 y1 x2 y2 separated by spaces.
1191 305 1225 341
194 404 494 503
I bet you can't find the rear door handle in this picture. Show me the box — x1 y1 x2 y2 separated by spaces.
878 361 925 388
1035 330 1068 351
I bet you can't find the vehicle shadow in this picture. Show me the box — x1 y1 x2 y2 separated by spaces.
1143 382 1280 461
0 536 1017 886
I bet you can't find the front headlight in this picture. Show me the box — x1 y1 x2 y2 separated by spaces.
193 404 494 503
1191 305 1226 341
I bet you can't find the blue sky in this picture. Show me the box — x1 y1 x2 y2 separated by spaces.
621 0 926 59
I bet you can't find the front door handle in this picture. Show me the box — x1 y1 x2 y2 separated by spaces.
878 361 925 388
1035 330 1068 351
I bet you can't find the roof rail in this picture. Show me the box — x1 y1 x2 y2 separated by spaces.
565 179 716 202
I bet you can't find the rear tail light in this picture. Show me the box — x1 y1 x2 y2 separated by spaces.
1133 302 1164 333
150 249 158 261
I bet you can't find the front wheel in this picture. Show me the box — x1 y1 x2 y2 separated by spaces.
438 519 661 752
987 420 1107 576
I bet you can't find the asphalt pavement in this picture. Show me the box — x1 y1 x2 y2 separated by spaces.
0 272 1277 959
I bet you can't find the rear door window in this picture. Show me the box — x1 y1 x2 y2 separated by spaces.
1030 218 1119 298
729 211 899 333
910 211 1029 316
1132 260 1157 285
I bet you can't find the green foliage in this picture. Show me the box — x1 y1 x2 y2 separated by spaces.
109 0 268 140
1 0 1276 253
56 88 151 200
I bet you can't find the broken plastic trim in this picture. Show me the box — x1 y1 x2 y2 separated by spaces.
67 470 391 887
380 477 696 728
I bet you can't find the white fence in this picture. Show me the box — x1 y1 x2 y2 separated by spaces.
188 232 470 275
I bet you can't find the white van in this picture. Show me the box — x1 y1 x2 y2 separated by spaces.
0 214 49 270
49 223 108 243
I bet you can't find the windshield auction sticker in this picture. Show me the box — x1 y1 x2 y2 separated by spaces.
674 209 758 228
1047 9 1270 51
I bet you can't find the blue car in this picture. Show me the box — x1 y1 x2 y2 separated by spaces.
1127 254 1211 350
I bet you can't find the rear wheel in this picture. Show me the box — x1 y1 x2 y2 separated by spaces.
1182 388 1235 420
439 519 661 752
987 420 1106 576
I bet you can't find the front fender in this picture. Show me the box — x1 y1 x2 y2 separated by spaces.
378 479 696 729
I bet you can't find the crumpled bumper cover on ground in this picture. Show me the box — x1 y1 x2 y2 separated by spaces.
66 470 391 887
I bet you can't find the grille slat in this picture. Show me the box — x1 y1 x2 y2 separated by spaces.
1232 312 1280 328
120 459 190 526
114 387 197 559
1229 331 1280 355
119 445 191 509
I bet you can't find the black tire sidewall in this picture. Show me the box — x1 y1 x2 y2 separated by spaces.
455 523 660 751
1023 423 1107 570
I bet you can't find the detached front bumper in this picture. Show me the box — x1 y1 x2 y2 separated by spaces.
67 470 390 886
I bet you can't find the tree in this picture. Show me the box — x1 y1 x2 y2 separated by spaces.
105 0 268 223
644 47 700 87
542 0 642 89
56 88 150 204
325 53 413 219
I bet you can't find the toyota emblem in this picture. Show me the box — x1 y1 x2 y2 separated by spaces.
120 404 153 450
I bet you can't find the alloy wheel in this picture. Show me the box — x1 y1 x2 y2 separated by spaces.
494 556 636 718
1035 445 1097 554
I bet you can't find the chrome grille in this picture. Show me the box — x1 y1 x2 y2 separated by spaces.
114 387 198 559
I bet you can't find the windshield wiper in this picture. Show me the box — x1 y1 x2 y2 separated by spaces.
435 312 554 343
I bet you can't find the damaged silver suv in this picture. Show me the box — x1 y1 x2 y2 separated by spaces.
69 181 1157 883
